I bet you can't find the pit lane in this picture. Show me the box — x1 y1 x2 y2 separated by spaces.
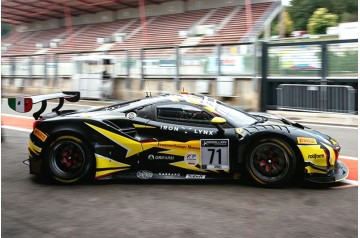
1 100 358 237
1 127 358 238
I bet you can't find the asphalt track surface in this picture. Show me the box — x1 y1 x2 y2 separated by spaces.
1 101 358 238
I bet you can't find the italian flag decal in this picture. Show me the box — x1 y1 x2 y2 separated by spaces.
8 97 33 113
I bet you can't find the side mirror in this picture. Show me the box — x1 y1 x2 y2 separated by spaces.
211 117 227 125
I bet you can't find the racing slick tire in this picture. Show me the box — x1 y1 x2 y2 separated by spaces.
246 138 297 187
43 135 95 184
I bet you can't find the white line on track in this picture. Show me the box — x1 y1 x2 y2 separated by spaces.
2 113 34 119
332 180 359 188
343 179 358 185
339 156 358 161
2 126 32 132
302 123 357 130
47 102 104 107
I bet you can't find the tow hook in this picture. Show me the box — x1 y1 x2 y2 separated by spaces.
23 159 30 166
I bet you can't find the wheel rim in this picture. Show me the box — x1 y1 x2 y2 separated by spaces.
249 142 290 182
49 140 85 179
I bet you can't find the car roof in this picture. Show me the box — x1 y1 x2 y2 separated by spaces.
114 93 209 110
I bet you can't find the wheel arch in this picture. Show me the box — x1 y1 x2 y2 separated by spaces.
241 131 304 186
42 129 95 155
239 131 304 169
40 129 97 183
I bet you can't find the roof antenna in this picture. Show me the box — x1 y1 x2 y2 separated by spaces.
147 82 152 97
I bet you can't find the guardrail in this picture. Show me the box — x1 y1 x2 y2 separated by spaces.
277 84 356 114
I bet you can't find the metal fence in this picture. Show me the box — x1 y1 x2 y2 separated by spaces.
277 84 356 114
261 39 358 112
2 39 357 113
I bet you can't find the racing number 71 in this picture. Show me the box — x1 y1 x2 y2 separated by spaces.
208 148 222 164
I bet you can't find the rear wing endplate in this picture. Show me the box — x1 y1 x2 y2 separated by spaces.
8 91 80 120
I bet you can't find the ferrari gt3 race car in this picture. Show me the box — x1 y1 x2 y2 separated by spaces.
8 91 348 187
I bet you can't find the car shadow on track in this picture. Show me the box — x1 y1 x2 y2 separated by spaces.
29 175 346 190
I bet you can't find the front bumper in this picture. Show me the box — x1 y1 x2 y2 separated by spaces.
305 161 349 183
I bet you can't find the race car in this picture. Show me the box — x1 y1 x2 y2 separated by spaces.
8 91 348 187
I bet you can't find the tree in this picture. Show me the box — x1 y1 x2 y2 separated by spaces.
307 8 338 34
288 0 357 30
271 11 294 37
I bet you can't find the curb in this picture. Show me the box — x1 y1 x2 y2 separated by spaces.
267 110 358 127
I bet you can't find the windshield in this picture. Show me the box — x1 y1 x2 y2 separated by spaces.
214 102 257 127
200 96 257 127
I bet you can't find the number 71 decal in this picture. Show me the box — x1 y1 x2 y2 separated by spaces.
200 139 229 170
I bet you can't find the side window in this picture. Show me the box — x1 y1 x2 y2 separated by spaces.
124 104 153 120
157 104 212 123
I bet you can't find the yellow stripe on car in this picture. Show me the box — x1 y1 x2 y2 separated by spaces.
95 154 131 169
298 144 327 167
305 166 327 174
28 139 42 155
96 168 129 178
169 161 206 172
86 123 143 158
133 124 155 129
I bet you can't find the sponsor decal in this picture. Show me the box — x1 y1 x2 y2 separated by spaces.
201 139 229 170
158 143 187 150
136 170 153 179
201 140 228 147
298 144 328 167
8 97 32 113
185 174 206 179
160 125 179 131
308 154 325 159
194 129 214 135
297 137 317 145
126 112 137 119
159 172 180 177
187 145 200 150
148 154 174 160
33 128 47 142
184 152 199 166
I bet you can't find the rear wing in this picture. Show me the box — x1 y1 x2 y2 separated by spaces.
8 91 80 119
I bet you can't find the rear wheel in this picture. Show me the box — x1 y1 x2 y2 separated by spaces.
44 135 95 184
246 138 297 187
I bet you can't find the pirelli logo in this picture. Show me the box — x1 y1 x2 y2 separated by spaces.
297 137 317 145
34 128 47 142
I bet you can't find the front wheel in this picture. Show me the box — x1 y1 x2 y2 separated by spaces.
44 135 95 184
246 138 297 187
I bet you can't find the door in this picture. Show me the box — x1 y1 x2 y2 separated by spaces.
137 103 233 175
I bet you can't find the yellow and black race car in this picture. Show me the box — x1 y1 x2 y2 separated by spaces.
8 91 348 187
